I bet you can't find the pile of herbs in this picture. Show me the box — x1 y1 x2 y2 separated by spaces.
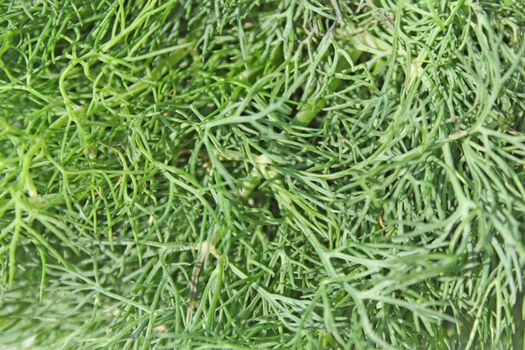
1 0 525 348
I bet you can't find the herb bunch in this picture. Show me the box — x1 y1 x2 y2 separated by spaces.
1 0 525 349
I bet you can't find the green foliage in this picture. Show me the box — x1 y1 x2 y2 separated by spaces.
1 0 525 348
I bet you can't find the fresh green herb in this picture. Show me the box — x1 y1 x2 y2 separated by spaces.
1 0 525 348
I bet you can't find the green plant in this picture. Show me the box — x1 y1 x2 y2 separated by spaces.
1 0 524 348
